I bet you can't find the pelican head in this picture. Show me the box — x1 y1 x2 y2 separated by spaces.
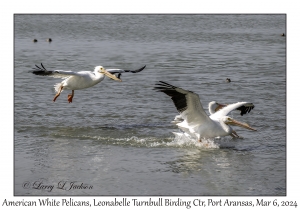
94 66 121 81
223 116 257 131
209 101 227 114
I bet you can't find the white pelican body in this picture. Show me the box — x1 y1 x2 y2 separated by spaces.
176 115 235 139
155 81 256 141
208 101 255 138
31 63 146 103
58 70 106 90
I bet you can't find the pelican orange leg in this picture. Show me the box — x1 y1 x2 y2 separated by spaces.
53 86 63 102
67 90 74 103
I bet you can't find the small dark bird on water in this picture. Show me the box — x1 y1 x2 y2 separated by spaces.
47 38 52 42
33 39 38 42
281 33 285 37
226 78 231 83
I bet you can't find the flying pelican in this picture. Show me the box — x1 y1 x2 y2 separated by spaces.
155 81 256 141
30 63 146 103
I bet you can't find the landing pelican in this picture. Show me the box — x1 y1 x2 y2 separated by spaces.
155 81 256 141
30 63 146 103
208 101 255 138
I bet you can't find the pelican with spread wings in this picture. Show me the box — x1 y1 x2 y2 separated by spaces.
155 81 256 141
30 63 146 103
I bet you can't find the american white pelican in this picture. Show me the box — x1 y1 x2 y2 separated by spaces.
31 63 146 103
172 101 254 138
208 101 255 138
155 81 256 141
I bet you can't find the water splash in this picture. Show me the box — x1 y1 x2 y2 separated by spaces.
53 131 221 149
170 132 220 149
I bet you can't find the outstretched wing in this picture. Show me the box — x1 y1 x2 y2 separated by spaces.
30 63 81 79
235 103 255 116
107 65 146 79
154 81 211 125
211 102 255 120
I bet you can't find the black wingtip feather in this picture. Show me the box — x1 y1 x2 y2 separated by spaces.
154 81 177 89
131 65 146 73
40 63 47 71
30 63 53 76
154 81 188 113
238 104 255 116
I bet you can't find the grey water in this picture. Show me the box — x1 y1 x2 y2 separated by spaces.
14 14 286 196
